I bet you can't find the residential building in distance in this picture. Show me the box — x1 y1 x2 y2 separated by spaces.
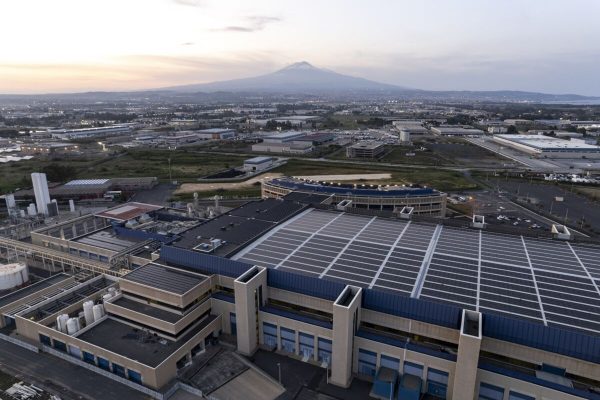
346 141 385 158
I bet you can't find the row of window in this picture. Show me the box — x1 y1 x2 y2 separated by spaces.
358 348 449 397
67 247 109 263
479 382 535 400
262 322 332 364
40 334 142 385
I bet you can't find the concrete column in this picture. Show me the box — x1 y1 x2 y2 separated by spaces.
452 310 482 400
330 286 362 388
234 266 267 356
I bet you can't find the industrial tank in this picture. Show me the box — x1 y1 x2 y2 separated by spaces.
0 263 29 290
83 301 95 325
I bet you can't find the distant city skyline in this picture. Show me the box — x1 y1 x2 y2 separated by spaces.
1 0 599 95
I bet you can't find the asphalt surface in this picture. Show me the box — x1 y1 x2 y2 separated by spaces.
0 340 151 400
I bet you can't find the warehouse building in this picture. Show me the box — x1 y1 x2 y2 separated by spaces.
262 177 447 216
2 199 600 399
20 143 79 155
431 126 485 136
493 134 600 159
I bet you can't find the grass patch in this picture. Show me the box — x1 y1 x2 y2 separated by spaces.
272 159 476 192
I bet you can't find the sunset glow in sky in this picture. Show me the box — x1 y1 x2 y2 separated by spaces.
1 0 599 94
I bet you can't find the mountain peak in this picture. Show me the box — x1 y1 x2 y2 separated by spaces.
280 61 318 71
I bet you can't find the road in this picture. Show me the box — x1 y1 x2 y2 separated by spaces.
0 340 151 400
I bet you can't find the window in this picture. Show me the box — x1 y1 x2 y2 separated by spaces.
403 361 423 378
508 391 535 400
69 248 78 255
317 338 332 365
79 250 89 258
280 327 296 354
128 370 142 384
380 355 400 371
263 322 278 348
52 339 67 352
68 344 82 359
99 255 109 263
230 313 237 335
427 368 449 398
82 351 95 364
479 382 504 400
299 332 314 360
357 349 377 377
112 363 126 377
39 334 51 346
97 357 110 371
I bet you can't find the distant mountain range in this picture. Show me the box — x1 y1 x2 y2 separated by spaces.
158 61 598 102
1 61 598 103
163 61 404 93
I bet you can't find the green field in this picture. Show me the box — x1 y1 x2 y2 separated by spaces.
0 149 248 192
272 159 476 192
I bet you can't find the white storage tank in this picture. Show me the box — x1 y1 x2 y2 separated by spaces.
102 293 112 302
0 262 29 290
56 314 69 333
83 301 95 325
66 318 80 335
92 304 105 321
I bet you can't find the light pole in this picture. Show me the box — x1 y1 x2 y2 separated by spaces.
277 362 282 385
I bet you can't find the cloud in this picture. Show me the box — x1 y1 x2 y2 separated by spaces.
172 0 205 7
181 42 195 46
217 15 281 33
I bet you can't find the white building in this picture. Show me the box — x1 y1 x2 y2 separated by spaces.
492 134 600 159
31 172 51 215
243 157 274 172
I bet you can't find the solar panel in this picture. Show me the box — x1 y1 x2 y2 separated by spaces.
232 208 600 335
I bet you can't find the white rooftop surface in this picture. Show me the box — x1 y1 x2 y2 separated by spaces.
233 209 600 335
496 135 600 150
64 179 110 186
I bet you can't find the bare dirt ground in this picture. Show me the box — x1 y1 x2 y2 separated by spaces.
175 173 392 194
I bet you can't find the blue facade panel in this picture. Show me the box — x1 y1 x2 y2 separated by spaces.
160 245 252 278
267 269 345 301
482 314 600 365
260 305 333 329
362 289 462 329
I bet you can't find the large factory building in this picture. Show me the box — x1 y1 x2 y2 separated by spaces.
0 199 599 399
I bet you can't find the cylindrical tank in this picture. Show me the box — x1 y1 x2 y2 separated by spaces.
83 301 95 325
102 293 112 302
108 287 116 295
66 318 79 335
0 263 29 290
92 304 105 321
56 314 69 333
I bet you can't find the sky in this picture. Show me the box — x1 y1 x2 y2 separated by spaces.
1 0 599 95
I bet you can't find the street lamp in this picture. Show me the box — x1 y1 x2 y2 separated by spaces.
277 362 282 384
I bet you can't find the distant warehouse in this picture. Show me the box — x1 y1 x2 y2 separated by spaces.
431 126 485 136
493 134 600 159
252 131 313 154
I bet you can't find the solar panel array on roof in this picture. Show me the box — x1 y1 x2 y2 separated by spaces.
233 209 600 335
122 263 206 294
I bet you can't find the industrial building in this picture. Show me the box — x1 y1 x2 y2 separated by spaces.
262 177 447 216
431 126 485 136
251 131 315 154
493 134 600 159
242 156 274 172
19 143 79 155
0 198 599 399
13 177 158 202
49 125 133 140
196 128 236 140
346 141 386 158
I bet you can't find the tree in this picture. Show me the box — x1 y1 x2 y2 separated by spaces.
506 125 518 134
42 164 77 183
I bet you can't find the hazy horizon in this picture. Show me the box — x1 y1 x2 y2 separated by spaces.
1 0 599 95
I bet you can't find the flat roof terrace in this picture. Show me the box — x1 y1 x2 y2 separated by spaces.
233 208 600 336
112 296 183 323
121 263 208 295
76 315 218 367
73 228 142 252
